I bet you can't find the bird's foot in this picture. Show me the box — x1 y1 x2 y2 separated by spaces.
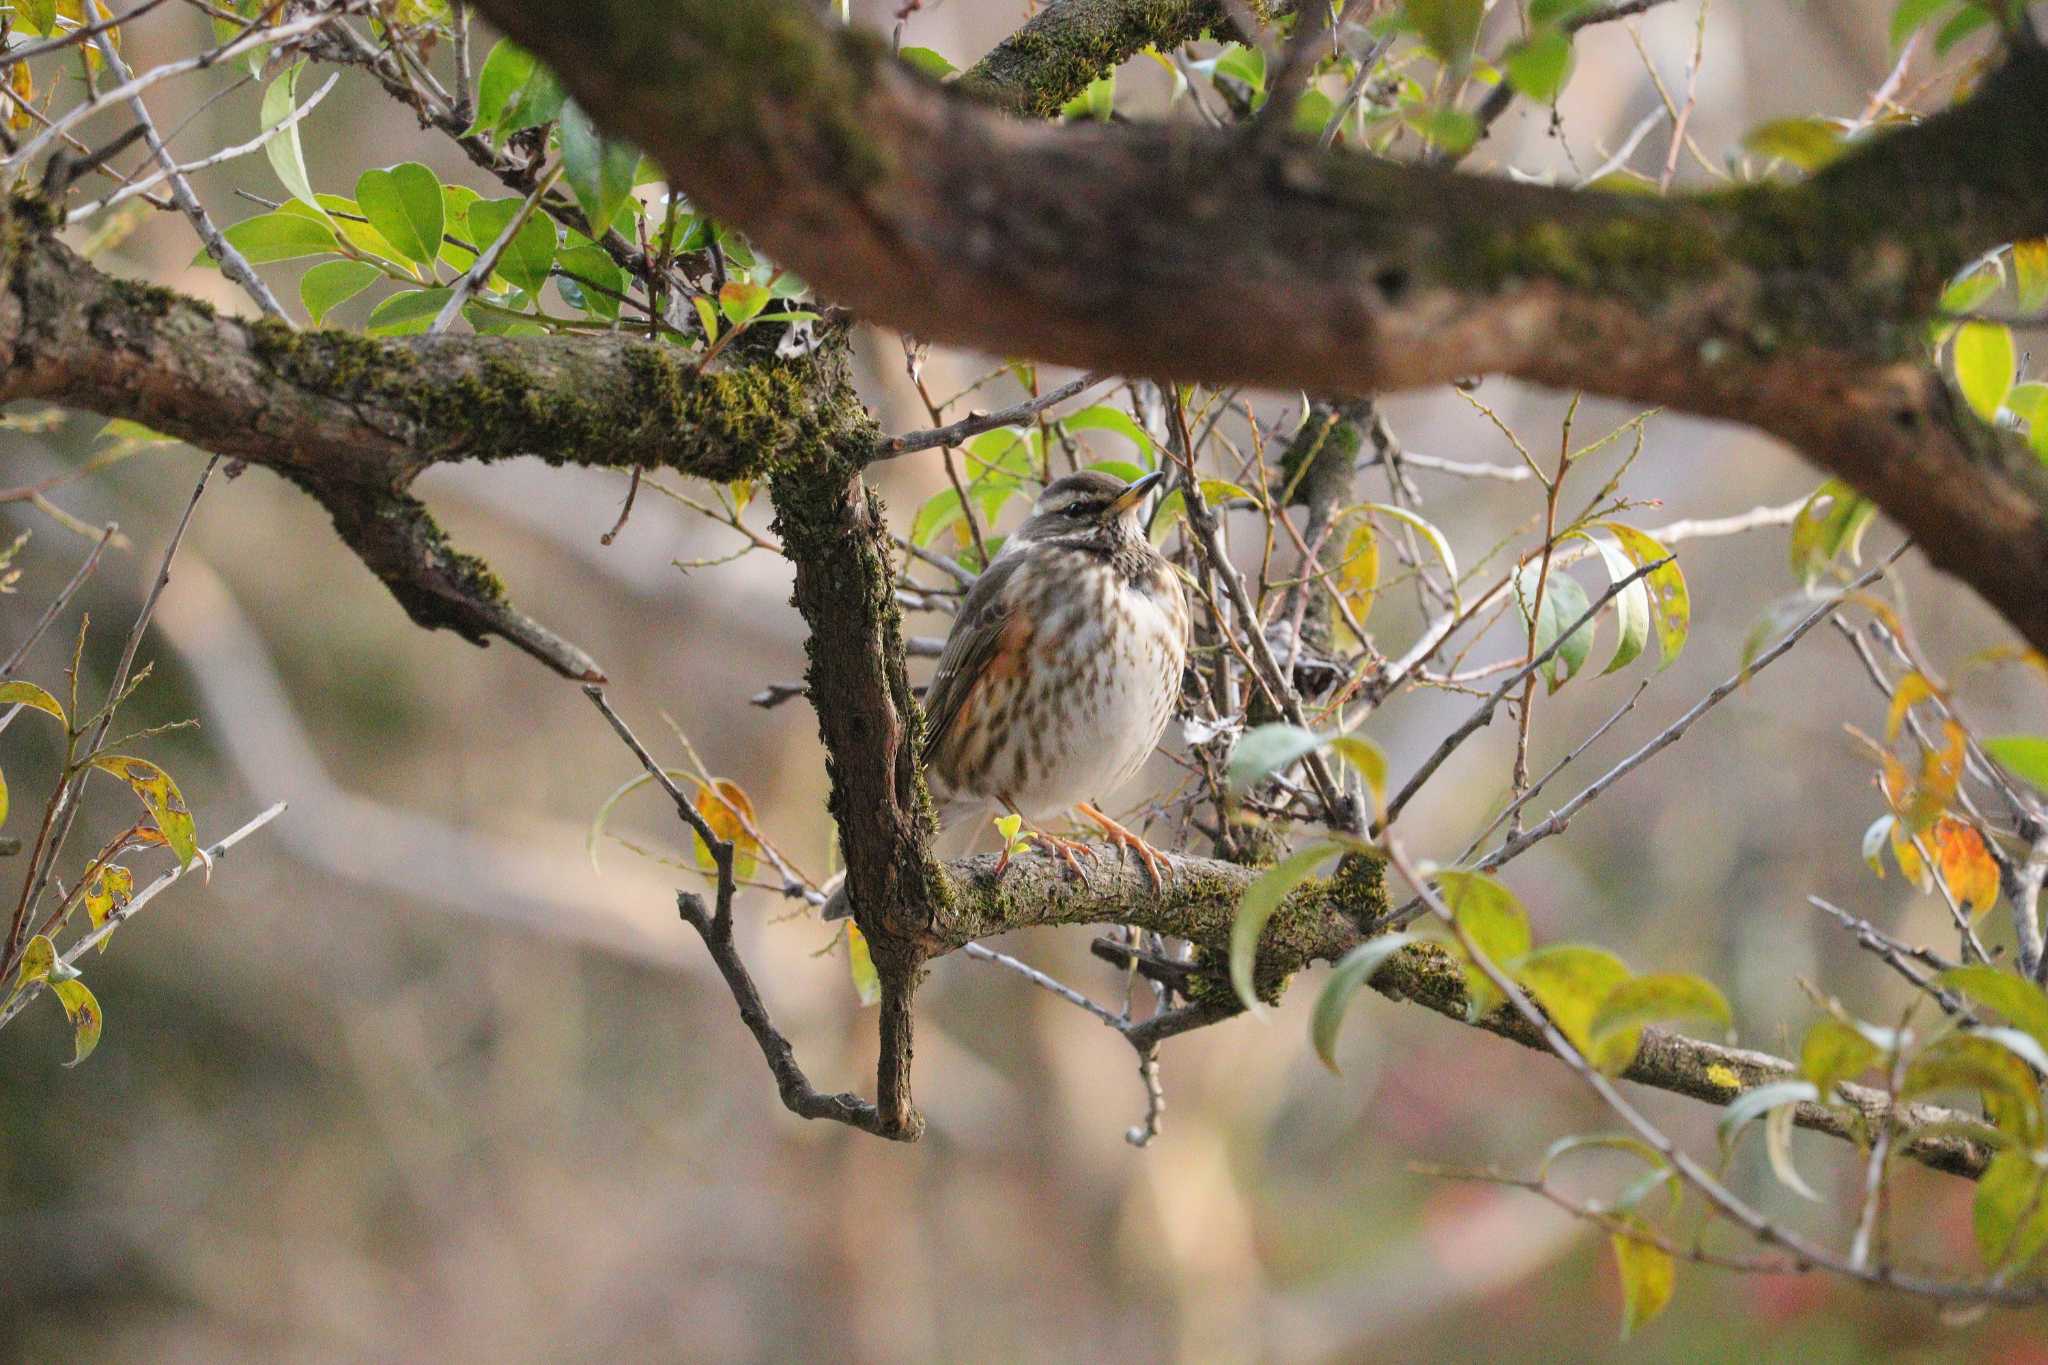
1077 803 1172 891
1025 828 1098 882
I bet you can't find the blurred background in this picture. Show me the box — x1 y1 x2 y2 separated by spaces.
4 0 2047 1359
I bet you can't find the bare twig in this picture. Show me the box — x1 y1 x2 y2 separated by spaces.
877 371 1110 458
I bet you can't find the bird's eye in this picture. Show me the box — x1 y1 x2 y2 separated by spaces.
1066 499 1108 518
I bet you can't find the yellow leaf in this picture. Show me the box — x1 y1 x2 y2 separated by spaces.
6 62 34 135
1890 817 1933 892
845 922 881 1006
50 977 101 1065
0 680 67 726
1917 722 1967 822
1335 519 1379 626
1611 1222 1675 1338
1884 672 1938 744
1930 818 2000 921
691 777 760 882
84 864 134 949
88 754 198 868
13 934 56 992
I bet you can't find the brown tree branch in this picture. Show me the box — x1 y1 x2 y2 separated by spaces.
466 0 2048 655
922 845 1992 1178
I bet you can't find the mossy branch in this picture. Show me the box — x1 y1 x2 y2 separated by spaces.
467 0 2048 656
933 844 1990 1178
0 199 849 678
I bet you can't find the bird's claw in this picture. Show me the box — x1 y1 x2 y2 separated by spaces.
1027 830 1097 883
1078 804 1173 892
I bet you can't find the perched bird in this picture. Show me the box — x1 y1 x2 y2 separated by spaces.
825 469 1189 919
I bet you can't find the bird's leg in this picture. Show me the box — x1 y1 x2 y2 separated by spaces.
995 803 1097 882
1076 802 1173 891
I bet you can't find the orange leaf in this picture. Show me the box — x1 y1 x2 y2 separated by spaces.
1930 818 2000 921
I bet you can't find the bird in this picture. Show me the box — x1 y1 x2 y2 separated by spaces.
824 468 1189 919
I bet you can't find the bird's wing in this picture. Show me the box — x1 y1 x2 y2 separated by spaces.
919 553 1026 770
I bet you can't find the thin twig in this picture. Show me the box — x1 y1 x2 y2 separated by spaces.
0 801 287 1031
877 371 1110 458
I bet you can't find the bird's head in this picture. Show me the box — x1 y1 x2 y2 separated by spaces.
1013 469 1164 549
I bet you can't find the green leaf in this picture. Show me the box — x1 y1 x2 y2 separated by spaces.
260 62 324 217
1610 1220 1675 1339
559 101 640 238
48 977 102 1066
1936 965 2048 1058
2009 382 2048 432
1515 562 1593 693
1742 116 1846 172
1406 0 1484 63
1438 869 1528 1013
88 754 198 868
2015 239 2048 312
1213 43 1266 93
1312 933 1421 1071
365 288 455 337
1985 735 2048 790
898 45 956 79
0 680 67 726
1577 533 1649 675
1060 405 1155 456
1440 869 1529 964
1595 523 1688 667
298 259 382 325
204 211 340 265
1227 723 1323 795
1503 28 1573 102
1060 71 1115 121
1933 2 1993 54
556 243 625 319
717 278 772 327
1514 943 1631 1055
1975 1148 2048 1273
1940 262 2001 315
846 922 882 1007
467 197 557 296
1903 1033 2044 1146
1401 105 1480 154
1788 478 1875 587
1891 0 1956 47
355 163 445 268
1800 1015 1879 1098
18 0 56 37
1952 321 2016 422
500 56 566 137
1586 973 1731 1073
1232 840 1341 1013
301 195 403 267
467 39 536 136
911 486 965 548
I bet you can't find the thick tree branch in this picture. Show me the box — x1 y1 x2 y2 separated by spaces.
466 0 2048 654
928 845 1991 1178
0 199 842 677
960 0 1273 116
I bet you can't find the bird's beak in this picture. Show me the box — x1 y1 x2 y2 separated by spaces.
1108 470 1165 516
